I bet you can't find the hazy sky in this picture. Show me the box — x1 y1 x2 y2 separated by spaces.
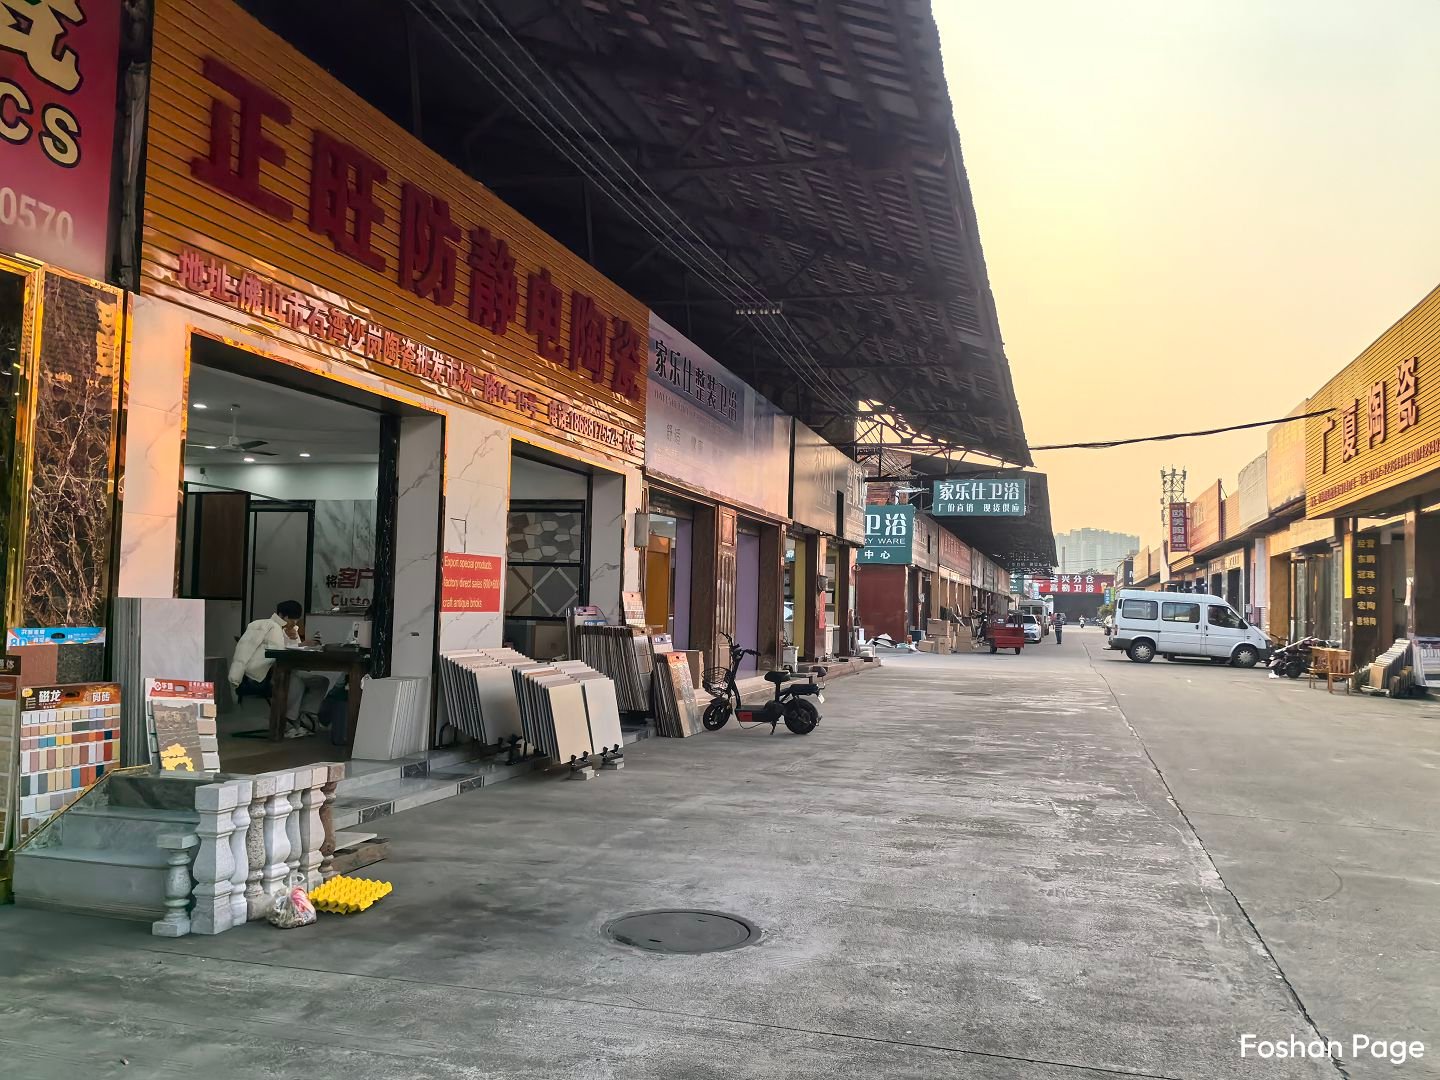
936 0 1440 547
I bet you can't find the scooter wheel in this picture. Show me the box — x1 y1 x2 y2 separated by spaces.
783 698 820 735
702 700 731 731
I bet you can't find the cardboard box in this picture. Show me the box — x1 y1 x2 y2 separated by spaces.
925 619 947 639
916 639 937 653
934 641 951 655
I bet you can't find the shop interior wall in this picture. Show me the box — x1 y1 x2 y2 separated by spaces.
184 462 378 500
510 456 587 500
590 470 627 619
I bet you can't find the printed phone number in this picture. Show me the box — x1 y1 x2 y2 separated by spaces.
0 189 76 244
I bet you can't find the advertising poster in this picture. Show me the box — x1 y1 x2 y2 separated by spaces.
0 0 122 278
647 314 790 518
440 553 502 613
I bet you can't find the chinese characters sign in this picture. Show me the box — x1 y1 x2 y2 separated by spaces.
178 248 636 457
1352 535 1379 630
142 0 645 464
0 0 121 278
440 553 502 613
1306 297 1440 517
646 313 789 518
1032 574 1114 595
931 478 1027 516
861 504 914 565
1168 502 1190 552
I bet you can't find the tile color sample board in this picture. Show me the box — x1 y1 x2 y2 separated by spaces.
17 683 121 841
0 663 19 851
144 679 218 774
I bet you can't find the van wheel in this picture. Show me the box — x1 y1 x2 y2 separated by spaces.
1128 640 1156 663
1232 645 1259 669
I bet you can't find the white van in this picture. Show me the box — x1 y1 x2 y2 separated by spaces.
1109 589 1269 668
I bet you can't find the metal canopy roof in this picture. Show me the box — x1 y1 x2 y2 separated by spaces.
243 0 1033 465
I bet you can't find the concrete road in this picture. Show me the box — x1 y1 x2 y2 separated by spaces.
1082 624 1440 1078
6 631 1426 1078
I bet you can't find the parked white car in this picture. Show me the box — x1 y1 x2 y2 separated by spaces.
1108 589 1269 668
1020 614 1042 643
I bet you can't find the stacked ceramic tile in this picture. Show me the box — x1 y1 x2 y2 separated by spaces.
144 678 219 773
351 676 430 761
652 651 703 738
571 624 654 712
438 650 526 744
440 649 622 760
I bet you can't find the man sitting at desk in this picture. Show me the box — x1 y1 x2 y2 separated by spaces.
229 600 337 739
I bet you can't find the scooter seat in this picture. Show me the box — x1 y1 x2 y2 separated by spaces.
763 670 793 684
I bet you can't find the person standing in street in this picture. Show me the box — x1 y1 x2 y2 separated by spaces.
1055 611 1064 645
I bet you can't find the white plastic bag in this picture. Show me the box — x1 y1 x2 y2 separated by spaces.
267 871 317 928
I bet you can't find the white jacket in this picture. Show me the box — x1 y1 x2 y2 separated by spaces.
229 614 301 687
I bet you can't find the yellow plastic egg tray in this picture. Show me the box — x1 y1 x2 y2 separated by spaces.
309 875 393 914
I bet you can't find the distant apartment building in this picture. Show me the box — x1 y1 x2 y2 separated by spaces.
1053 528 1139 574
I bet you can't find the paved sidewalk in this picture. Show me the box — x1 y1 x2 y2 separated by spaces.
1 644 1342 1079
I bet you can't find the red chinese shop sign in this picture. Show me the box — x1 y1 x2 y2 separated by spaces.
440 553 501 613
0 0 121 278
1032 574 1113 595
1167 502 1189 552
140 0 648 464
176 247 638 457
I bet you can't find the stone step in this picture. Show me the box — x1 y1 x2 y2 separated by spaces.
49 804 198 851
339 743 490 795
13 845 170 921
331 725 653 829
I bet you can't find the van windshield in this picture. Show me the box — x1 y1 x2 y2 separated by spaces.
1208 605 1246 629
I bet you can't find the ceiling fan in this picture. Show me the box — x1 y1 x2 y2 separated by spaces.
186 404 277 456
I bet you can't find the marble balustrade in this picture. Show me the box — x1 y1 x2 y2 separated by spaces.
154 762 344 937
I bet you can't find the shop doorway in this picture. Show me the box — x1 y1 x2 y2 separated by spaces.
644 493 695 648
735 523 761 674
505 449 631 660
178 337 442 771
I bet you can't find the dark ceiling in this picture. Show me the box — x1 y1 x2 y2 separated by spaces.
237 0 1033 465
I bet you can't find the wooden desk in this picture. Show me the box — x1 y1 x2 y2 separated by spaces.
266 648 370 747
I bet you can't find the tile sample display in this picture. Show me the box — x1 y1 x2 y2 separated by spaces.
144 679 218 774
0 659 20 851
16 682 121 841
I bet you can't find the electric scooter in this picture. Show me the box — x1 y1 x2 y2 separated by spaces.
702 632 825 734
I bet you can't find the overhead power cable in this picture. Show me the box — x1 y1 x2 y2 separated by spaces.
1028 407 1333 451
408 0 864 422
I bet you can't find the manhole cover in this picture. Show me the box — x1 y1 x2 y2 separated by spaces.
604 910 758 953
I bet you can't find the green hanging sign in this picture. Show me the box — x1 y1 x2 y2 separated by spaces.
861 504 915 565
